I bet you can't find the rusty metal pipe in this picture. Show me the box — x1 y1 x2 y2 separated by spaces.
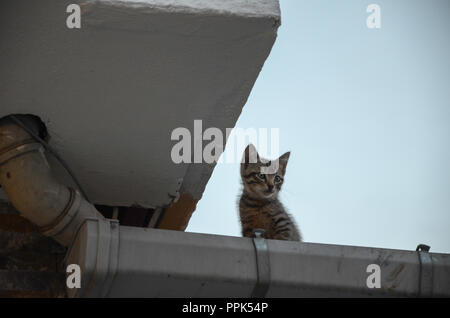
0 116 104 246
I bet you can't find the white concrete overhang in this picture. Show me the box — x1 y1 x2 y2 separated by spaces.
0 0 281 223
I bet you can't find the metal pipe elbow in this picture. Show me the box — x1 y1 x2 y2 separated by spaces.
0 116 104 246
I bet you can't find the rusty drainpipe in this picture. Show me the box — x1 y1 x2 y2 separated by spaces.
0 115 105 246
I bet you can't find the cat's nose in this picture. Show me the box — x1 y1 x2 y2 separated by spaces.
267 185 274 192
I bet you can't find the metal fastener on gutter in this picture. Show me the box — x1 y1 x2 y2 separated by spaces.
251 229 270 298
416 244 433 297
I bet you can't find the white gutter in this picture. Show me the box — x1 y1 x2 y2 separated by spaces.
66 218 450 298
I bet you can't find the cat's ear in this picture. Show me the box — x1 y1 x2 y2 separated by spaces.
278 151 290 175
242 144 259 168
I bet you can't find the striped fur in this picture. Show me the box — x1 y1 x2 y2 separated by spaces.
238 144 302 242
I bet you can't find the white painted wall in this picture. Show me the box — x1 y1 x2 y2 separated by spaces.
0 0 280 209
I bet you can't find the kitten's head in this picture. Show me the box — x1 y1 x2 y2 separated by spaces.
240 144 290 200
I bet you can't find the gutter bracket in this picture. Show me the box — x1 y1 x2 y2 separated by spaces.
416 244 433 297
251 229 270 298
101 219 120 297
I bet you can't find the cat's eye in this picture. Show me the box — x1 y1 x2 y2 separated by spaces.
258 173 265 179
274 175 282 183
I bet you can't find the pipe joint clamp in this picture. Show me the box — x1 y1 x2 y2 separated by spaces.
40 188 83 238
0 141 43 167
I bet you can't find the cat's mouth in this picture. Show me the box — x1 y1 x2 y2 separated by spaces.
263 189 276 197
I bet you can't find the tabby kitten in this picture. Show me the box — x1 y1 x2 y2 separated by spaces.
238 144 302 242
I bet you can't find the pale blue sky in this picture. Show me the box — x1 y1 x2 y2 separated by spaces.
187 0 450 253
